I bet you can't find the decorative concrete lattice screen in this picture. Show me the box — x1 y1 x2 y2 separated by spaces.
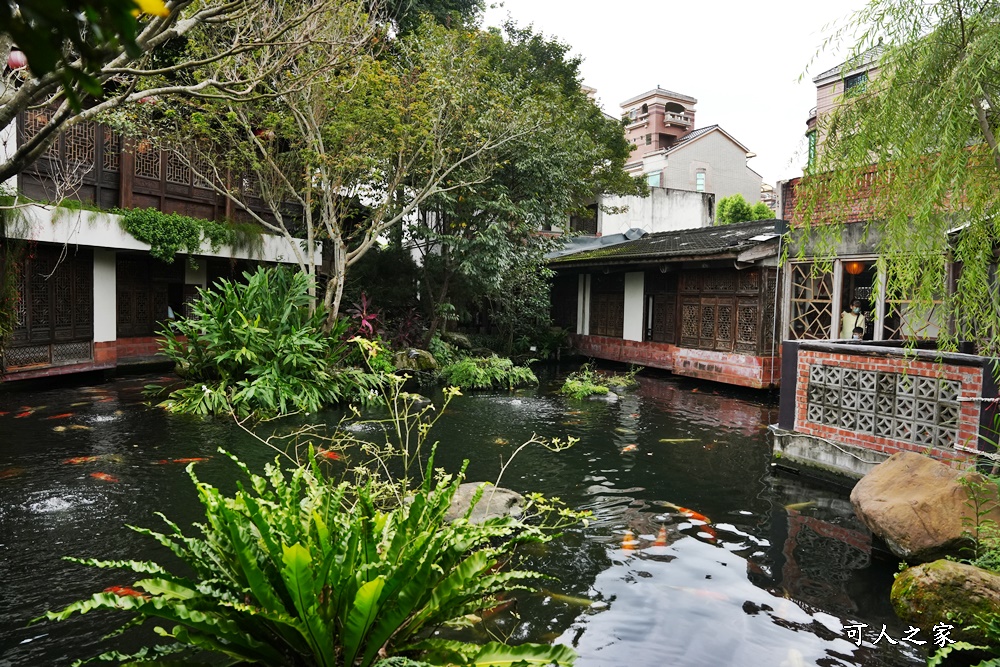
806 364 961 449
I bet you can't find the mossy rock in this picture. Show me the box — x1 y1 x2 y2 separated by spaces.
393 349 439 372
441 332 473 350
470 347 495 358
892 560 1000 644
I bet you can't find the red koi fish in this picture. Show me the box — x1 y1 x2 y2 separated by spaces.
315 450 340 461
64 456 100 465
0 411 9 417
654 525 668 547
103 585 149 599
14 411 32 419
0 467 25 479
620 444 638 453
90 472 120 483
44 413 74 420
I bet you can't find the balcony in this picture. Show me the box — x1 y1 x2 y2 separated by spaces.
665 112 693 126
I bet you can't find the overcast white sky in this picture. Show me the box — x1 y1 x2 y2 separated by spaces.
481 0 869 188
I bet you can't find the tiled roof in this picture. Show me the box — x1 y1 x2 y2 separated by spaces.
813 45 884 83
663 125 717 154
549 219 782 266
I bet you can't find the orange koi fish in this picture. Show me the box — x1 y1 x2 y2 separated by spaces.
171 457 209 464
621 444 638 453
621 530 638 551
44 413 74 420
0 411 8 417
103 585 149 599
0 467 25 479
659 501 712 525
64 456 100 465
90 472 120 483
654 525 668 547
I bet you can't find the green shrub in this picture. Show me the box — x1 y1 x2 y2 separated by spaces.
559 363 639 399
439 356 537 390
155 267 382 418
427 335 459 367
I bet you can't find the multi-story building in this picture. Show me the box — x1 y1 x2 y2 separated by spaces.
620 87 762 207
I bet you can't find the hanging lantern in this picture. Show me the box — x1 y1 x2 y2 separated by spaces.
6 49 27 71
844 260 865 275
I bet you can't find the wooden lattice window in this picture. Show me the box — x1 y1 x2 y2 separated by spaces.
675 268 767 354
8 245 93 348
135 144 161 179
788 263 833 340
166 150 191 185
589 273 624 338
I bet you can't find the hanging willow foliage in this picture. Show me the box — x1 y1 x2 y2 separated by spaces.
794 0 1000 356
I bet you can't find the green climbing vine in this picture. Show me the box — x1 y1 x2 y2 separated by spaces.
118 208 262 263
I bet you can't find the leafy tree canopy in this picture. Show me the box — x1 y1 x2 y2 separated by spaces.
383 0 484 33
411 22 643 343
795 0 1000 354
716 193 773 225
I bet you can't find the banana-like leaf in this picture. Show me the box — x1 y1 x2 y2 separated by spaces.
342 575 386 667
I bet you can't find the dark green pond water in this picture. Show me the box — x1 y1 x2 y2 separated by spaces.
0 369 923 666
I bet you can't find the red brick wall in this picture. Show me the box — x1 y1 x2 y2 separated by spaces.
116 336 166 361
572 334 780 389
794 348 980 465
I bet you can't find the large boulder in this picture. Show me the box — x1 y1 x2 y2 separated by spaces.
393 348 438 372
445 482 524 524
892 560 1000 644
850 451 1000 562
441 331 473 350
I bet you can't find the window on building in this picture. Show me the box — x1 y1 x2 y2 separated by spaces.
645 133 652 145
647 172 660 187
641 103 648 115
845 71 867 94
695 171 706 192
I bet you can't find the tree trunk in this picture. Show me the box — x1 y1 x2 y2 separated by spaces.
323 237 347 333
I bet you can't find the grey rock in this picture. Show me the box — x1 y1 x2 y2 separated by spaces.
446 482 524 523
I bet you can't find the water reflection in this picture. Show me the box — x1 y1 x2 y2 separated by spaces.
0 368 923 666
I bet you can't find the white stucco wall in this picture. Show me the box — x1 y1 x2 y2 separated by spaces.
623 272 645 342
8 204 318 265
93 249 117 343
598 187 713 236
662 131 762 206
185 259 207 288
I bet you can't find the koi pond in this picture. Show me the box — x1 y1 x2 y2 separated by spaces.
0 369 922 666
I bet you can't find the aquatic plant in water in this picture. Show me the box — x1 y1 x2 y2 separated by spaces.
559 363 639 400
39 368 583 666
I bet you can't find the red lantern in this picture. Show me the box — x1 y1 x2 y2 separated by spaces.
6 49 28 71
844 261 865 275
